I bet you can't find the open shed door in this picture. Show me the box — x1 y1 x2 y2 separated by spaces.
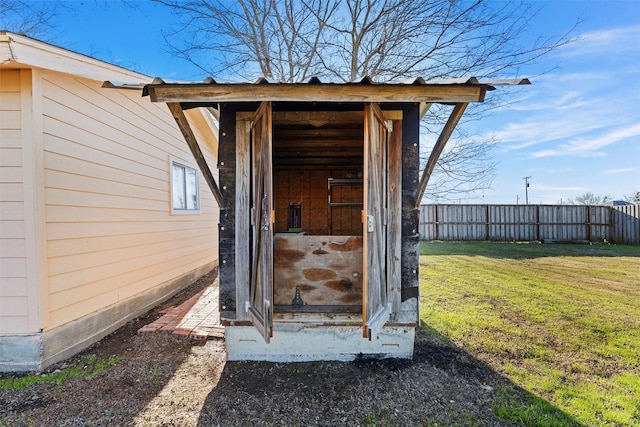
247 101 274 343
363 103 391 339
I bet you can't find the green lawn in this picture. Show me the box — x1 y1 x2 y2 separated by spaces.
419 241 640 426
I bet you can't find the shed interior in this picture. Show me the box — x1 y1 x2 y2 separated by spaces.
271 111 366 309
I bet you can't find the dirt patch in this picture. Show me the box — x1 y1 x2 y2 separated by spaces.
0 272 516 427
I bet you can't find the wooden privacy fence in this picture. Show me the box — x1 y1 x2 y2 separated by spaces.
419 204 640 245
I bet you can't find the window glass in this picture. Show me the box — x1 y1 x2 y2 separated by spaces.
171 161 199 212
185 167 199 210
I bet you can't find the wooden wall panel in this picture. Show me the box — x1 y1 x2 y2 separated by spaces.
273 169 363 236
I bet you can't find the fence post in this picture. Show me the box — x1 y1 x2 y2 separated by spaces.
536 205 541 241
485 204 490 241
435 205 439 241
587 205 592 242
610 206 615 243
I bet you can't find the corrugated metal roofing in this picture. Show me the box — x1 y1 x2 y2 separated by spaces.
103 75 530 93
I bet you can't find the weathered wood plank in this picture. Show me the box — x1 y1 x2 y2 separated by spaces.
274 305 362 313
167 103 223 206
388 119 402 321
399 104 420 305
148 84 487 104
235 114 251 320
272 110 402 123
420 204 634 243
363 103 390 338
247 101 273 343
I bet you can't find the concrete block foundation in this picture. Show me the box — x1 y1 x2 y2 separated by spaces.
226 324 415 362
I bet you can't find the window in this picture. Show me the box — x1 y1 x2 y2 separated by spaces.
171 159 200 213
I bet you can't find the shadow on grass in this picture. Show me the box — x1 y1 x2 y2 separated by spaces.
420 240 640 259
415 324 584 426
195 325 583 426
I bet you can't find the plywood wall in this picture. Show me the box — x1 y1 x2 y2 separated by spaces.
0 69 32 334
39 71 219 330
274 169 362 236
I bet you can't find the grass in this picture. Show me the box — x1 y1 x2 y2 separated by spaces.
0 354 123 391
420 241 640 426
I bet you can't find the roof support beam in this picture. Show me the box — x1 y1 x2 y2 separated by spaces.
415 102 468 208
167 102 223 206
147 84 486 104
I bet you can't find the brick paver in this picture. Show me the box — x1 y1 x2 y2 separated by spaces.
138 279 224 339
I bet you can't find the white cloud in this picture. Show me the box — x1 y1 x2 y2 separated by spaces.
531 148 607 158
561 25 640 58
601 168 635 175
495 102 622 150
530 123 640 158
489 77 639 152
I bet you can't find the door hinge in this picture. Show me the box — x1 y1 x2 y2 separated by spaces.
367 215 375 232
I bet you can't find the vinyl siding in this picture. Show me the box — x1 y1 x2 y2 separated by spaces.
0 69 30 333
39 71 219 329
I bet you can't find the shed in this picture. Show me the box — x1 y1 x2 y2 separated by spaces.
144 76 529 361
0 32 219 371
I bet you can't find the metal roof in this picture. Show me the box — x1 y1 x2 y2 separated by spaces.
109 75 528 210
131 76 529 105
103 76 530 100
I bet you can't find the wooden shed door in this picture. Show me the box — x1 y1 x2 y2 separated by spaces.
363 103 391 339
247 101 274 343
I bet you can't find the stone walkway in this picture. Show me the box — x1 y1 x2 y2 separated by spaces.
138 281 224 340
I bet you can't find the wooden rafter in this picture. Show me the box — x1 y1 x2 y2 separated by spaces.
147 83 487 104
167 102 223 206
415 102 468 208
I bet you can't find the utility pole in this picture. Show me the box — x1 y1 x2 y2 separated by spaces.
523 176 531 205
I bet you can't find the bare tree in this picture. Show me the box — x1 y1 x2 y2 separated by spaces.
153 0 576 200
0 0 61 40
624 191 640 205
567 192 612 206
155 0 575 82
154 0 339 82
423 129 498 202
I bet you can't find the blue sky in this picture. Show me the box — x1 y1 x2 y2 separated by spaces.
18 0 640 204
475 1 640 204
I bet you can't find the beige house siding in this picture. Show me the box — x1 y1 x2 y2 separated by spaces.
0 69 41 335
39 71 219 330
1 32 219 371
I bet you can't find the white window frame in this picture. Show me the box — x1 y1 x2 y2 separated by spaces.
170 157 201 215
